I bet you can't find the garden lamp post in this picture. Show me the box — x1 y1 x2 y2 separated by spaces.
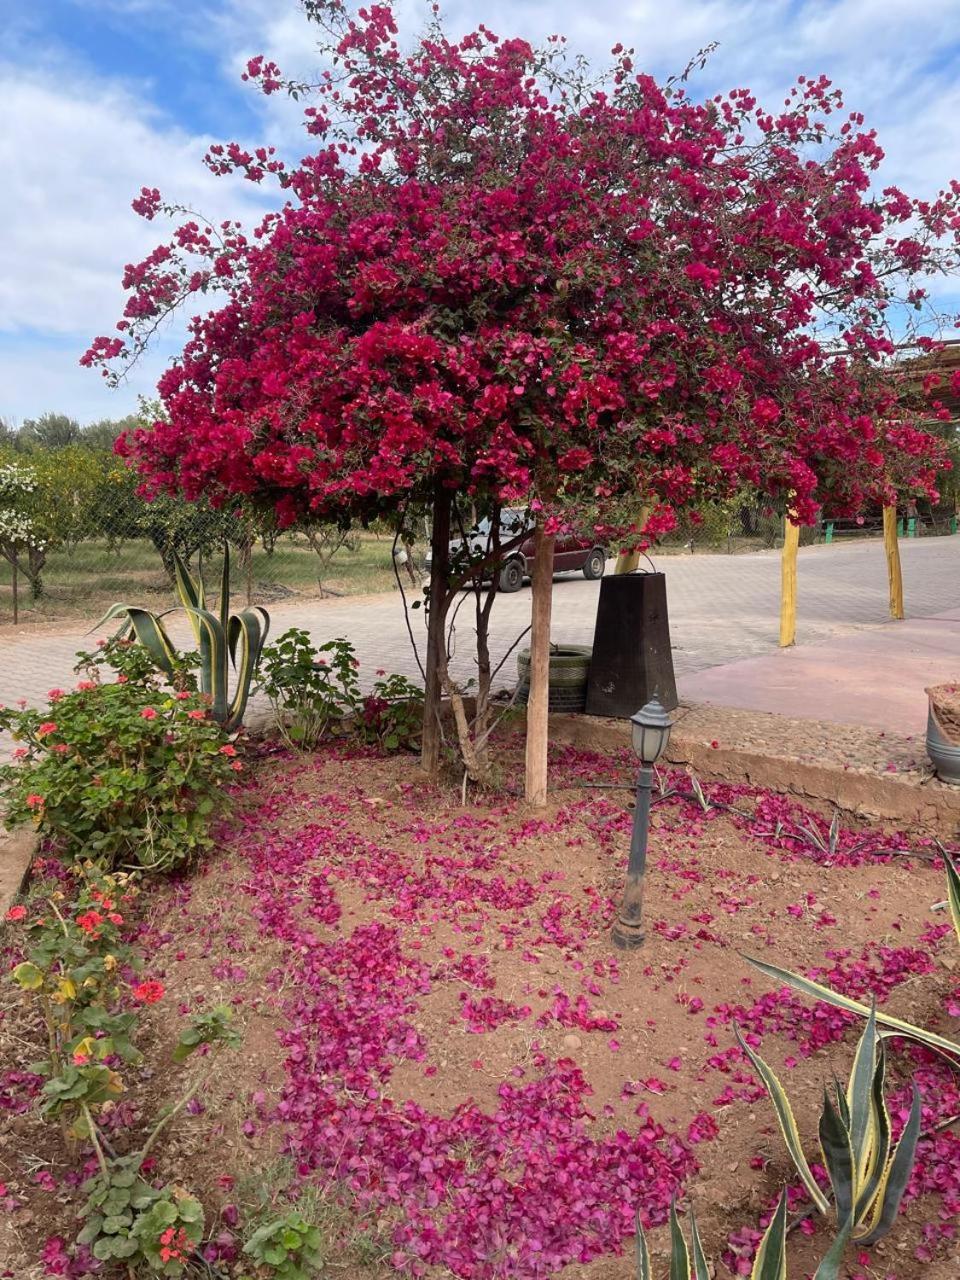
610 696 673 950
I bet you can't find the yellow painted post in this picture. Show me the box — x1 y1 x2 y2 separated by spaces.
779 518 799 647
615 505 650 574
883 504 904 620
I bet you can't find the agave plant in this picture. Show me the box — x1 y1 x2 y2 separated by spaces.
98 544 269 733
736 1004 921 1248
744 849 960 1069
635 1194 849 1279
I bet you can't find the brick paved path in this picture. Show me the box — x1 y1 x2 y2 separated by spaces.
0 538 956 714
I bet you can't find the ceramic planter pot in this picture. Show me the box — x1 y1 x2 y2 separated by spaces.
926 690 960 786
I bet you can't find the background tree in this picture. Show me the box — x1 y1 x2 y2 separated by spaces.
18 412 82 452
84 3 959 801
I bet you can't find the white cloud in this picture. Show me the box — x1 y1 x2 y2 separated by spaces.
0 52 272 422
5 0 960 423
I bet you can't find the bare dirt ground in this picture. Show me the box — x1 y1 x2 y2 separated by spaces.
2 738 959 1279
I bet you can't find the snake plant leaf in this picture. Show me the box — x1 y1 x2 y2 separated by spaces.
742 954 960 1065
855 1043 891 1220
634 1207 652 1280
812 1219 852 1280
735 1027 830 1213
181 605 228 723
688 1207 710 1280
93 604 180 679
859 1084 922 1245
224 608 270 732
750 1192 787 1280
945 850 960 949
668 1200 690 1280
818 1087 854 1226
832 1076 850 1130
172 550 205 647
846 1003 879 1182
218 543 230 632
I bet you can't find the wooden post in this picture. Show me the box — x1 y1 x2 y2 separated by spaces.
524 522 556 807
420 487 452 777
779 517 799 648
883 504 904 620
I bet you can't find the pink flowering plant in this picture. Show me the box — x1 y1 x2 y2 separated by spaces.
358 670 424 753
83 0 960 790
0 663 240 872
6 878 240 1274
7 865 140 1144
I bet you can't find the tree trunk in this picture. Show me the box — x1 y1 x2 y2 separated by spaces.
11 555 17 625
524 523 555 807
883 504 904 620
779 517 799 647
27 546 46 601
420 486 452 777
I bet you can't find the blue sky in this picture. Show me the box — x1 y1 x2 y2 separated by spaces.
4 0 960 425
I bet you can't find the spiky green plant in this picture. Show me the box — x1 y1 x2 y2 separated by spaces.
98 544 269 733
744 849 960 1070
635 1194 850 1280
736 1005 921 1248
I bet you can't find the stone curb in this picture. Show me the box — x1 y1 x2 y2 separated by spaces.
547 709 960 836
0 825 39 918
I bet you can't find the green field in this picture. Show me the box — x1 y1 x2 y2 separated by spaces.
0 532 408 625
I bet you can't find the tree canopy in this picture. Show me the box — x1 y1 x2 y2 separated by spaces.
84 3 960 545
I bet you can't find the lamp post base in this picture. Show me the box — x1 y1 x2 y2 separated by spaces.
610 918 645 950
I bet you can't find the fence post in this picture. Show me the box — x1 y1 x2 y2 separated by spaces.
824 521 834 544
907 517 917 538
952 516 958 536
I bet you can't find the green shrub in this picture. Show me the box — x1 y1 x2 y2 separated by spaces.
258 629 423 753
243 1210 325 1279
257 630 360 749
359 670 424 752
0 675 239 871
79 1162 204 1275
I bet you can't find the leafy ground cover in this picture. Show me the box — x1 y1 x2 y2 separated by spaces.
2 739 959 1278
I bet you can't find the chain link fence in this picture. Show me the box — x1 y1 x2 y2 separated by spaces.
0 448 408 627
0 445 954 629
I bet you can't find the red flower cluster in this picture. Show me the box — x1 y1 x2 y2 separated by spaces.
131 979 165 1005
84 3 956 540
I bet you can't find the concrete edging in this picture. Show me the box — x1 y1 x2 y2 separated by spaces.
548 711 960 835
0 826 39 918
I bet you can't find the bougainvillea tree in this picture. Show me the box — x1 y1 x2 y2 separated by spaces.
85 1 960 801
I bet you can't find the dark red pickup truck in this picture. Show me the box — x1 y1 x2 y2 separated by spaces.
425 508 607 593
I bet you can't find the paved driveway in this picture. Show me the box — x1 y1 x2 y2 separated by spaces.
0 538 957 715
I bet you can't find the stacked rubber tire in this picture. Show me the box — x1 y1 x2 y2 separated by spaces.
516 646 592 714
